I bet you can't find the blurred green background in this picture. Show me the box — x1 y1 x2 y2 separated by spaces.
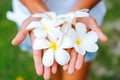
0 0 120 80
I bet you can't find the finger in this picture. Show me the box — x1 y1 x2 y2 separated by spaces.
44 67 51 80
12 17 40 46
63 64 68 71
43 49 51 80
12 25 28 46
51 61 57 74
75 54 84 70
77 16 108 42
12 17 32 45
87 16 107 42
63 49 71 71
33 50 44 76
68 49 77 74
30 31 44 76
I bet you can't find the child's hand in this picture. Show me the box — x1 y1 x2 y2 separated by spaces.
63 16 108 74
12 16 57 80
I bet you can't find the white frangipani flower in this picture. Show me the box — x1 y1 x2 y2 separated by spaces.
33 35 73 67
26 12 66 39
32 13 47 18
74 9 89 17
66 22 98 55
64 10 89 25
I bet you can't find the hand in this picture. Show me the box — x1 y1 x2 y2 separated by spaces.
12 16 58 80
63 16 108 74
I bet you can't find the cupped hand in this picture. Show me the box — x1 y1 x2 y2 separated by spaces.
12 16 58 80
63 16 108 74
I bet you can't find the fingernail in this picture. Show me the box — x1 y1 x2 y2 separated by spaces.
103 35 108 41
63 66 68 71
12 38 16 45
44 74 50 80
101 34 108 42
52 67 57 74
75 64 81 70
12 34 22 45
68 68 74 74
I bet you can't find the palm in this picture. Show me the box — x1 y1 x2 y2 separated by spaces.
12 16 107 78
63 16 107 74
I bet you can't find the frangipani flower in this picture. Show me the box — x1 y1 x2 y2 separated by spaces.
60 10 88 37
64 9 89 25
32 13 47 18
66 22 98 55
33 35 73 67
26 12 66 39
74 9 89 17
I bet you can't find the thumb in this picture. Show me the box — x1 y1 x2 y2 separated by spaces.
88 17 108 42
12 26 28 46
93 26 108 42
84 16 108 42
12 17 33 46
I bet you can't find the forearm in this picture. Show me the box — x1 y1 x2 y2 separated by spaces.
70 0 100 12
20 0 49 14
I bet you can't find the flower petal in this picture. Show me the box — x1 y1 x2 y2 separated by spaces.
76 22 87 35
65 12 74 23
32 13 46 18
26 21 41 30
82 31 98 46
55 49 70 65
58 28 75 48
54 19 65 27
74 11 89 17
78 9 89 12
48 27 62 41
42 49 54 67
41 17 55 27
84 43 98 52
57 14 65 19
86 31 98 43
61 23 71 34
33 39 50 50
44 11 56 20
60 35 74 49
65 28 76 40
33 29 47 39
74 44 86 55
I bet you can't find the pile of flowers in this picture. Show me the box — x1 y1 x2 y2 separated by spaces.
26 9 98 67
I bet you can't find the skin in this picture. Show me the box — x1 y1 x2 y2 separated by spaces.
52 62 91 80
52 16 108 80
12 0 108 80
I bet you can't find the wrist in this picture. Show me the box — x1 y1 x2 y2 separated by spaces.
70 0 100 12
30 1 49 14
20 0 49 14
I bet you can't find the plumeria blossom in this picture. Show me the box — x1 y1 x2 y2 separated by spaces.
74 9 89 17
63 9 89 25
66 22 99 55
59 9 89 34
26 12 66 39
32 13 47 18
33 35 73 67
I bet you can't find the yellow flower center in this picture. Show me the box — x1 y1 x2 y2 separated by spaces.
42 26 49 30
50 41 57 51
76 39 81 46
